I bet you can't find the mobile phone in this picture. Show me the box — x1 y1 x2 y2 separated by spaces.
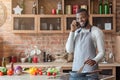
76 22 80 28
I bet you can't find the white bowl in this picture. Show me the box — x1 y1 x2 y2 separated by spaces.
20 58 26 63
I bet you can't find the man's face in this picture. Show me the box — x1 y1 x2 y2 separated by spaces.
76 11 89 28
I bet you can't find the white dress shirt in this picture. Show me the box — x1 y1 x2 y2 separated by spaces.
66 26 105 63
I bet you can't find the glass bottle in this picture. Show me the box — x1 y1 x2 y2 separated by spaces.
98 0 103 14
104 0 109 14
57 2 62 10
109 2 112 14
40 6 44 14
32 2 37 14
2 57 6 67
57 18 60 30
49 24 53 30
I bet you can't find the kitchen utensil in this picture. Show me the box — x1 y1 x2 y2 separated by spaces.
77 56 90 73
77 64 85 73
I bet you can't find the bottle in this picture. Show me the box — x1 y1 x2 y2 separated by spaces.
57 2 62 10
43 52 46 62
57 18 60 30
104 0 109 14
32 53 38 63
109 2 112 14
49 24 53 30
2 57 6 67
57 1 62 14
98 0 103 14
11 62 14 71
32 2 37 14
40 6 44 14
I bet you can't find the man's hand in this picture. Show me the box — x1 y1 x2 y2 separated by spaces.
71 20 78 32
84 59 96 66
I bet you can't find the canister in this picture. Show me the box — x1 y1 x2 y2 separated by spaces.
72 5 79 14
81 5 87 10
66 5 72 14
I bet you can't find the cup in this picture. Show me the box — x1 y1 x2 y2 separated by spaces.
52 9 56 14
20 58 26 63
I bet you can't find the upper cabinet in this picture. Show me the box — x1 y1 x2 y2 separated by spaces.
12 0 116 33
89 0 116 33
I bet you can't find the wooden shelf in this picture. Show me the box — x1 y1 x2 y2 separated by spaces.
12 0 116 33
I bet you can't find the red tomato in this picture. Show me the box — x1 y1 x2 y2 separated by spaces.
47 72 51 76
0 72 3 76
38 68 42 72
39 71 42 75
7 69 13 76
52 72 56 76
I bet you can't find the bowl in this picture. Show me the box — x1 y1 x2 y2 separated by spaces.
20 58 26 63
69 71 90 78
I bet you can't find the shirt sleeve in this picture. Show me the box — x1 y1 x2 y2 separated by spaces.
65 32 75 54
92 29 105 63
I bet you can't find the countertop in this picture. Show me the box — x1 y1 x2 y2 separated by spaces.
5 62 117 80
6 62 120 68
0 73 115 80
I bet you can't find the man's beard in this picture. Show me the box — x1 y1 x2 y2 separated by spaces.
80 20 89 28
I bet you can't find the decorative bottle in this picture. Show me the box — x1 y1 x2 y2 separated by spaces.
98 0 103 14
109 2 112 14
32 2 37 14
104 0 109 14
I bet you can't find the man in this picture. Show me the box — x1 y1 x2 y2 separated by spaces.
66 9 105 75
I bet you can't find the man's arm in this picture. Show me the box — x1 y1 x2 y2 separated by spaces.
65 32 75 53
66 20 78 53
93 29 105 63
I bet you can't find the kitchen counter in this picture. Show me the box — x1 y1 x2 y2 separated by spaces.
6 62 119 80
0 73 115 80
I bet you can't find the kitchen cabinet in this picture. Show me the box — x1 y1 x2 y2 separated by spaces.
12 14 37 33
12 0 116 33
37 15 63 33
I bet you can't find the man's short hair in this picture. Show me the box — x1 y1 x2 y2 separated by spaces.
77 9 88 15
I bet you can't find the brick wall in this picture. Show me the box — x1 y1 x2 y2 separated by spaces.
0 0 120 62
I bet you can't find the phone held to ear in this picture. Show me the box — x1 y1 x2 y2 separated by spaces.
76 22 80 28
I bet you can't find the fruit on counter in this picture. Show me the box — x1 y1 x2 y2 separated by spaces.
39 71 43 75
29 67 39 75
0 67 7 75
47 72 51 76
15 66 22 71
0 71 3 76
52 72 56 76
14 66 23 75
15 69 22 75
7 69 14 76
47 68 59 74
